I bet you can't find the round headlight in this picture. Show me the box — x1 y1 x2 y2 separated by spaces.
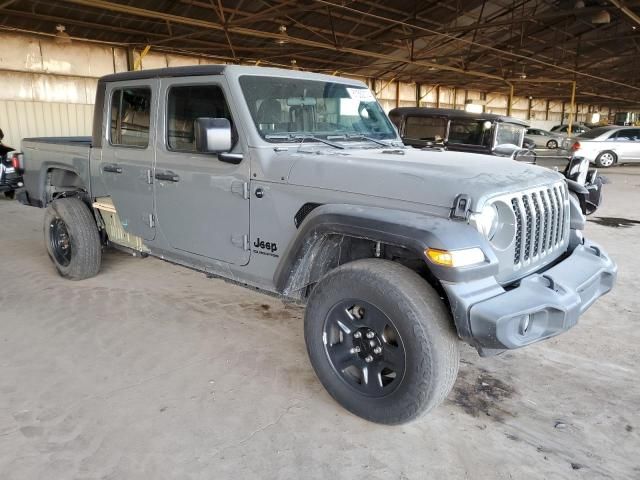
474 204 499 240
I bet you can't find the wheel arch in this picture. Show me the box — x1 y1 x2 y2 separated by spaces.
42 165 89 206
273 204 497 300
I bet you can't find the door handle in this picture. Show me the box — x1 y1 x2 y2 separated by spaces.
155 171 180 182
103 164 122 174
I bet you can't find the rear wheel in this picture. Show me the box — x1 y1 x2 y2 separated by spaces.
546 139 558 149
595 151 616 168
304 259 460 424
44 197 101 280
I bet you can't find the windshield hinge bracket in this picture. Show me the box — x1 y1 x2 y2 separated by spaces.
452 194 472 220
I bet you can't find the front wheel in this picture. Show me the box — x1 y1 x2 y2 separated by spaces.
546 139 558 149
304 259 460 424
4 190 15 199
44 197 101 280
595 151 616 168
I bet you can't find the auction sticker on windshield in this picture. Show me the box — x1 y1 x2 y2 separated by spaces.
346 88 375 102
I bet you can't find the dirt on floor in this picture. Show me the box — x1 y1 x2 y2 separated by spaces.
0 166 639 479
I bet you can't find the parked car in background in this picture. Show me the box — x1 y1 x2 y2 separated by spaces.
551 124 591 135
525 127 566 149
0 129 24 199
571 126 640 167
388 107 535 162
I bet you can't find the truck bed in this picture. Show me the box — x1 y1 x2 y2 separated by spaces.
20 136 93 207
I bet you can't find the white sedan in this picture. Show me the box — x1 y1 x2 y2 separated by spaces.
525 128 566 149
571 126 640 167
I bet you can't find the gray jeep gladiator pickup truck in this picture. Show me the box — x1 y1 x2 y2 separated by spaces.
17 65 616 425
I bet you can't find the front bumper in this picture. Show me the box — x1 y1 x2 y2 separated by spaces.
444 238 616 356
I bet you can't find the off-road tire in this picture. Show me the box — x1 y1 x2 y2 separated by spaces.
44 197 101 280
546 139 558 149
595 151 616 168
304 259 460 425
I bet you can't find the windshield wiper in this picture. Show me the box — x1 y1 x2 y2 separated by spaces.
264 133 345 149
341 134 393 147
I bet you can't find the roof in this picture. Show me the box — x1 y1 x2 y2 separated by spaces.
100 65 226 83
388 107 529 127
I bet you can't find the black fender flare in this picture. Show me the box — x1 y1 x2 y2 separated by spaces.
273 204 499 294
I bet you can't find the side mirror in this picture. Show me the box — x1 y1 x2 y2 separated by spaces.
493 144 518 156
194 117 232 154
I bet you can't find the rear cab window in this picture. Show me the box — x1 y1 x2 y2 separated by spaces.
110 88 152 148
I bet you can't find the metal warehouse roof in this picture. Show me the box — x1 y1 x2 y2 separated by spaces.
1 0 640 106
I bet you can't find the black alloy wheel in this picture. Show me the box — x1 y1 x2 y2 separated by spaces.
323 299 406 397
49 217 72 267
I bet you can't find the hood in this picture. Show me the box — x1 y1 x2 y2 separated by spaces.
286 147 562 211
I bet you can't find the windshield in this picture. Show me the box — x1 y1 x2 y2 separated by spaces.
495 123 524 147
239 75 397 142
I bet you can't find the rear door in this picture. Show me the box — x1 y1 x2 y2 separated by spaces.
153 77 250 265
100 80 157 240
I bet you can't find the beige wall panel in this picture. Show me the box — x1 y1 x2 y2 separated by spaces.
419 85 438 104
0 72 35 101
373 79 396 101
113 48 129 73
0 100 93 148
0 33 42 72
167 54 200 67
486 93 508 109
466 90 482 100
32 74 89 103
398 82 416 102
512 96 529 110
549 100 563 113
139 52 169 70
439 87 455 106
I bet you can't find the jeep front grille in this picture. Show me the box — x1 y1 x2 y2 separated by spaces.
511 183 567 266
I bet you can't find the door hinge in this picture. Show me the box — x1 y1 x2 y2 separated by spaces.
146 169 153 184
231 181 249 200
231 234 249 250
148 213 155 228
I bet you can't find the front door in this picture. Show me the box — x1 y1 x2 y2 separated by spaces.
613 128 640 161
153 77 250 265
100 80 157 240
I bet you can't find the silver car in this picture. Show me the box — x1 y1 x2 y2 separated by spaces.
551 124 590 135
572 126 640 167
525 128 566 149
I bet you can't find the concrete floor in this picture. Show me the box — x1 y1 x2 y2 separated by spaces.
1 166 639 480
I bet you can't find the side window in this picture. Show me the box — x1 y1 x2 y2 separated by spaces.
404 116 447 141
449 119 492 147
167 84 233 152
613 129 638 141
110 88 151 147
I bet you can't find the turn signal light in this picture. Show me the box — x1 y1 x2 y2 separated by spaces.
571 141 580 152
425 247 485 268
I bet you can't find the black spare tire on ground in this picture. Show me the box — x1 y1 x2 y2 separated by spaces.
44 197 101 280
304 259 460 425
